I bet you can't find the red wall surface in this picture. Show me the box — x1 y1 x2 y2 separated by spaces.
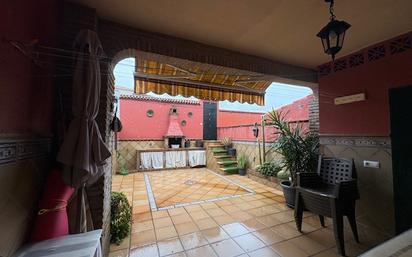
0 0 58 135
276 95 312 122
118 98 203 140
217 110 264 127
319 32 412 136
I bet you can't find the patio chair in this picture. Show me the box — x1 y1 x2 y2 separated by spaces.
294 156 360 256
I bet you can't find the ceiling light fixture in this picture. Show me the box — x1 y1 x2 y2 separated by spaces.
317 0 351 61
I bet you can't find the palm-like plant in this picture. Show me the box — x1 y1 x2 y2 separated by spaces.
267 110 319 186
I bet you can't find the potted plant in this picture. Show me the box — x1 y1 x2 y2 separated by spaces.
268 110 319 208
116 151 128 175
237 154 248 176
256 162 282 181
221 137 232 150
222 137 236 156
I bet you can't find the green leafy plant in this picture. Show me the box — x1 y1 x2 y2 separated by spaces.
256 162 282 177
116 151 128 175
110 192 132 245
267 110 319 186
277 169 291 180
221 137 232 148
237 154 248 169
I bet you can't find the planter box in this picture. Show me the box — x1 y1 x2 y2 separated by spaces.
246 169 282 190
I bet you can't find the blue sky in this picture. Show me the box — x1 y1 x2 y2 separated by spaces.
114 58 312 112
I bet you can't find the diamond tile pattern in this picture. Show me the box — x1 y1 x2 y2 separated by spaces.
117 140 164 170
111 169 383 257
147 169 249 208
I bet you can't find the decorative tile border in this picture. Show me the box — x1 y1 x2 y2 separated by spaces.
319 136 391 149
144 169 255 212
0 138 51 165
318 32 412 77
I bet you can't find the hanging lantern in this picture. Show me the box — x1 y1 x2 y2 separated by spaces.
317 0 351 60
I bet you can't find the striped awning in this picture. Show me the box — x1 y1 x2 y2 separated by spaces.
134 59 272 105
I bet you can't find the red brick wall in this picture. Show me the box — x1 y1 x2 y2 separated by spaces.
318 32 412 136
0 0 59 135
217 110 264 127
118 98 203 140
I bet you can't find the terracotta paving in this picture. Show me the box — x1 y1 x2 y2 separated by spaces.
110 168 378 257
146 169 251 209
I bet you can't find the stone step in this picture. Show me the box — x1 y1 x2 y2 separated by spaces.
219 166 239 173
217 160 238 165
212 149 227 153
214 155 233 160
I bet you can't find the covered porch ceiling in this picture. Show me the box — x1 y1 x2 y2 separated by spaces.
70 0 412 68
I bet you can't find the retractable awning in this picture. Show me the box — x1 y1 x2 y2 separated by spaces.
134 58 273 105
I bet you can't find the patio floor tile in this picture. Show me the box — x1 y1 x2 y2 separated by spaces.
110 168 378 257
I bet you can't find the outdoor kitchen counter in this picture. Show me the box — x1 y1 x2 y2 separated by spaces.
136 148 206 171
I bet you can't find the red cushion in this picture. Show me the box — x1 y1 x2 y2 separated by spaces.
30 169 75 242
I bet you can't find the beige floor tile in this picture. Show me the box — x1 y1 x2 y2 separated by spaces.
306 228 336 248
110 236 130 252
201 227 230 243
130 243 159 257
271 211 295 223
311 248 342 257
131 230 156 247
133 220 154 233
230 210 253 221
189 210 210 220
221 222 249 237
256 215 283 227
175 221 199 235
171 213 193 225
184 205 203 213
194 217 219 230
221 205 241 214
213 215 235 225
109 249 129 257
179 231 209 250
270 241 308 257
168 207 188 216
210 238 245 257
241 218 267 232
157 237 184 257
201 202 219 209
185 245 218 257
253 228 285 245
133 212 152 222
166 252 187 257
205 208 227 217
246 246 281 257
288 235 328 255
271 223 302 239
215 199 233 206
152 210 170 219
233 233 266 252
156 226 178 240
153 217 174 229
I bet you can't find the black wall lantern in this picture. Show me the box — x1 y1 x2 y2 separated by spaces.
252 122 259 138
317 0 351 60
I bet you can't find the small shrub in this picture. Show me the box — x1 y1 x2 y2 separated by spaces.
277 169 291 180
117 151 129 175
237 154 248 169
110 192 132 245
256 162 282 177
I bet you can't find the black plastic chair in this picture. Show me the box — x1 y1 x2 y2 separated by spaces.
294 156 360 256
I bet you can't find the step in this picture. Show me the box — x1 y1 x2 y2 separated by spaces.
217 160 238 165
220 166 239 173
212 149 227 153
214 155 233 159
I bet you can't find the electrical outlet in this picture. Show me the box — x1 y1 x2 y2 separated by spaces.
363 160 380 169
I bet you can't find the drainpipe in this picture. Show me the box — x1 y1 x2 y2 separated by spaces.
261 115 266 163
